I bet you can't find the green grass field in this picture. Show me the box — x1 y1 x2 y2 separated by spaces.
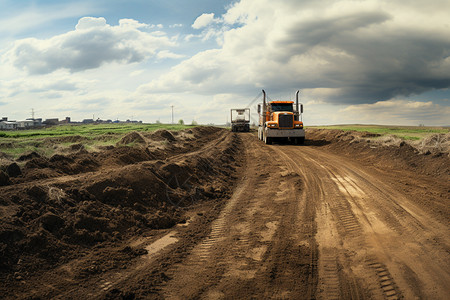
309 125 449 140
0 123 196 159
0 123 193 139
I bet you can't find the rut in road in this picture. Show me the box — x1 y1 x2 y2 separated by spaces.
162 134 318 299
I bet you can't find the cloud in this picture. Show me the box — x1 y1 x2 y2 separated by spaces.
340 99 450 125
29 80 79 93
157 50 186 60
3 17 176 74
192 13 217 29
118 19 151 29
142 0 450 105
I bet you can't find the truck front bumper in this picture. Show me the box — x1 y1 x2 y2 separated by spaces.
265 128 305 138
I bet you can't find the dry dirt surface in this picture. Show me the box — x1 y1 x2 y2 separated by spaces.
1 127 449 299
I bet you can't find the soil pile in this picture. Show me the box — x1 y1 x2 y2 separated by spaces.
149 129 176 142
116 131 147 146
17 151 41 161
306 128 449 178
0 127 243 290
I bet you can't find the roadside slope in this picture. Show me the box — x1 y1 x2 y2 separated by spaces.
0 127 244 299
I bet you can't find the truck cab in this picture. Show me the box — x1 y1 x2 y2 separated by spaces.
257 90 305 145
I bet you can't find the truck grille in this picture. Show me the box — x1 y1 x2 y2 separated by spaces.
279 114 293 128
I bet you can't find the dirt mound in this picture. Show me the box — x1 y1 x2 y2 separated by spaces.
306 128 450 178
3 163 22 178
149 129 176 142
69 143 85 151
96 147 154 167
17 127 224 183
117 131 147 146
17 151 41 161
0 128 243 286
20 152 99 181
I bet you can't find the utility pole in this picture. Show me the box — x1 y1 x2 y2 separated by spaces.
171 105 174 124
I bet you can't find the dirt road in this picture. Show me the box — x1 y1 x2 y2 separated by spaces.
2 129 449 299
154 133 449 299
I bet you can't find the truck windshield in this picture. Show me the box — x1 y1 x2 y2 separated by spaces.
271 103 293 112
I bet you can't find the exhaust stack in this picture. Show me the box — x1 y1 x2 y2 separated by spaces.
262 89 266 112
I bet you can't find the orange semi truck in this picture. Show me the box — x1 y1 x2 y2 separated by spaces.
257 90 305 145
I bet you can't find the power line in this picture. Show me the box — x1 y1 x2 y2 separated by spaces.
245 91 263 109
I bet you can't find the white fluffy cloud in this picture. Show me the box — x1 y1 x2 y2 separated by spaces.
3 17 176 74
192 13 216 29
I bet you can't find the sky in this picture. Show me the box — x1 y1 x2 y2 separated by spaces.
0 0 449 126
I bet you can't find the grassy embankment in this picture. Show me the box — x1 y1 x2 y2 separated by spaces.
0 123 195 159
309 125 449 141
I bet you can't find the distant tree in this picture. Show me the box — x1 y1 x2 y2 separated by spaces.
178 119 184 125
191 120 198 125
155 119 161 124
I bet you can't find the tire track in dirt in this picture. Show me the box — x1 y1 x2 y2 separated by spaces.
160 134 317 299
272 147 345 300
322 152 448 299
276 144 448 299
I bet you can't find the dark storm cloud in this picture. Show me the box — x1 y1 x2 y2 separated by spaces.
278 11 391 57
267 9 450 103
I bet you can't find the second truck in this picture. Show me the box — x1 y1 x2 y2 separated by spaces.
230 108 250 132
257 90 305 145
